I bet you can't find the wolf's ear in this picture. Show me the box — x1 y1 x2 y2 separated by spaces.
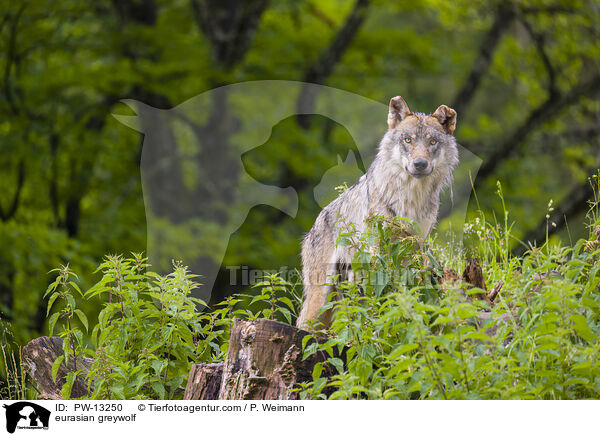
112 99 153 133
432 104 457 135
388 96 411 129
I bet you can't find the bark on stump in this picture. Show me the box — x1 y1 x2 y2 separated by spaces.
22 336 93 399
217 318 328 400
183 363 224 400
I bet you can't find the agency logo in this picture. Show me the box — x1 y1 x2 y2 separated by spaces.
113 80 481 303
2 402 50 434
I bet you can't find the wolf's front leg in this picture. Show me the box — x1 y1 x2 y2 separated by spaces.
418 216 436 240
297 239 338 330
296 283 335 330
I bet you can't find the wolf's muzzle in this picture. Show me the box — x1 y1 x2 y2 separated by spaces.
409 158 432 178
413 158 428 170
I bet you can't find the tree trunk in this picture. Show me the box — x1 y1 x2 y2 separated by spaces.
217 318 329 400
183 363 224 400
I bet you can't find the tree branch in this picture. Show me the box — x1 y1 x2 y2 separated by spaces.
440 75 600 220
306 1 336 29
296 0 370 129
190 0 270 71
519 16 558 98
111 0 157 25
0 159 25 222
451 3 516 118
3 3 26 116
475 74 600 183
49 133 60 225
520 6 578 15
513 167 597 256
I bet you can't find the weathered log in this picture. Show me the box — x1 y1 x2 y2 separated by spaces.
463 257 489 301
436 257 503 305
22 336 93 399
217 318 329 400
183 363 224 400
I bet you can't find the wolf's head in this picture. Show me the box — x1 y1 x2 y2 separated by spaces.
381 96 458 180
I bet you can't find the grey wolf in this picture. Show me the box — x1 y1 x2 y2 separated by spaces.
296 96 459 329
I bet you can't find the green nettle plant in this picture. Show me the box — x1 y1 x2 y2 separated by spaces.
45 254 234 399
45 264 88 399
43 178 600 400
298 184 600 399
85 254 209 399
246 274 300 323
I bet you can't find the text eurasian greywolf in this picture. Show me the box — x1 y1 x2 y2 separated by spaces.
297 96 459 329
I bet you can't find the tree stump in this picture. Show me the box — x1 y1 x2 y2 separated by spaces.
217 318 328 400
183 363 223 400
22 336 93 399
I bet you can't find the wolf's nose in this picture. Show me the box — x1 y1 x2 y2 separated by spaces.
413 158 428 170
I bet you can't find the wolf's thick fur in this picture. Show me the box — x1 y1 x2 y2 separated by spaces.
297 96 459 329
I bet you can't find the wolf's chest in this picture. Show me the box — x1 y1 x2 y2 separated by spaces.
376 176 435 221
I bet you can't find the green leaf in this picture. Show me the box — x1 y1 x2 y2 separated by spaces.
109 384 125 400
151 359 167 375
390 343 419 358
327 357 344 373
44 276 61 298
131 371 148 392
373 270 389 297
161 326 174 341
426 250 443 272
46 293 60 317
277 307 292 324
570 314 596 342
337 236 352 247
65 293 76 310
249 294 270 305
167 374 185 395
151 381 166 399
52 355 65 383
48 312 60 336
69 281 83 296
73 329 84 346
312 362 324 379
62 337 71 361
74 309 89 332
303 341 318 360
61 371 77 399
277 297 296 312
85 276 111 298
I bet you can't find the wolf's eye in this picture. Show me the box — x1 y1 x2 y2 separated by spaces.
404 137 412 144
429 139 438 146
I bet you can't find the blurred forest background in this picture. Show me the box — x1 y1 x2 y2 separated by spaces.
0 0 599 348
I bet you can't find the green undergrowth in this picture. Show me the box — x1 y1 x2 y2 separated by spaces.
297 180 600 399
4 180 600 400
33 254 301 399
